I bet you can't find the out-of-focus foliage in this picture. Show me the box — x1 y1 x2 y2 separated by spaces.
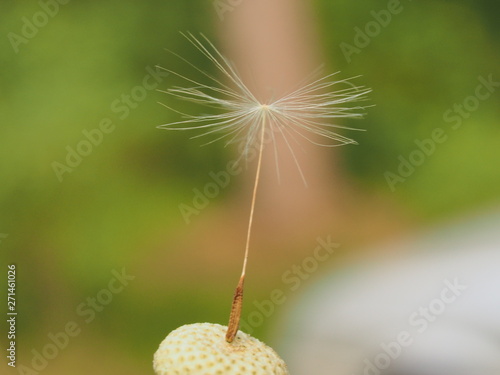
315 0 500 218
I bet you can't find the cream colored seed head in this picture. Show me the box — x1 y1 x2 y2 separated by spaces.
153 323 289 375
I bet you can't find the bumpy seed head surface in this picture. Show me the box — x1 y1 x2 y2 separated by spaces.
153 323 289 375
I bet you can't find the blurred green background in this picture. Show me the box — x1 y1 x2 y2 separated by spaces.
0 0 499 374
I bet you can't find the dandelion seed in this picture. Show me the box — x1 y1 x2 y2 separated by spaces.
157 32 371 181
157 32 371 344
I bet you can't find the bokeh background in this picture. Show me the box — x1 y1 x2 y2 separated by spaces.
1 0 499 374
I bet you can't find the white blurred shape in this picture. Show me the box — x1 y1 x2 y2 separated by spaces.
277 207 500 375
